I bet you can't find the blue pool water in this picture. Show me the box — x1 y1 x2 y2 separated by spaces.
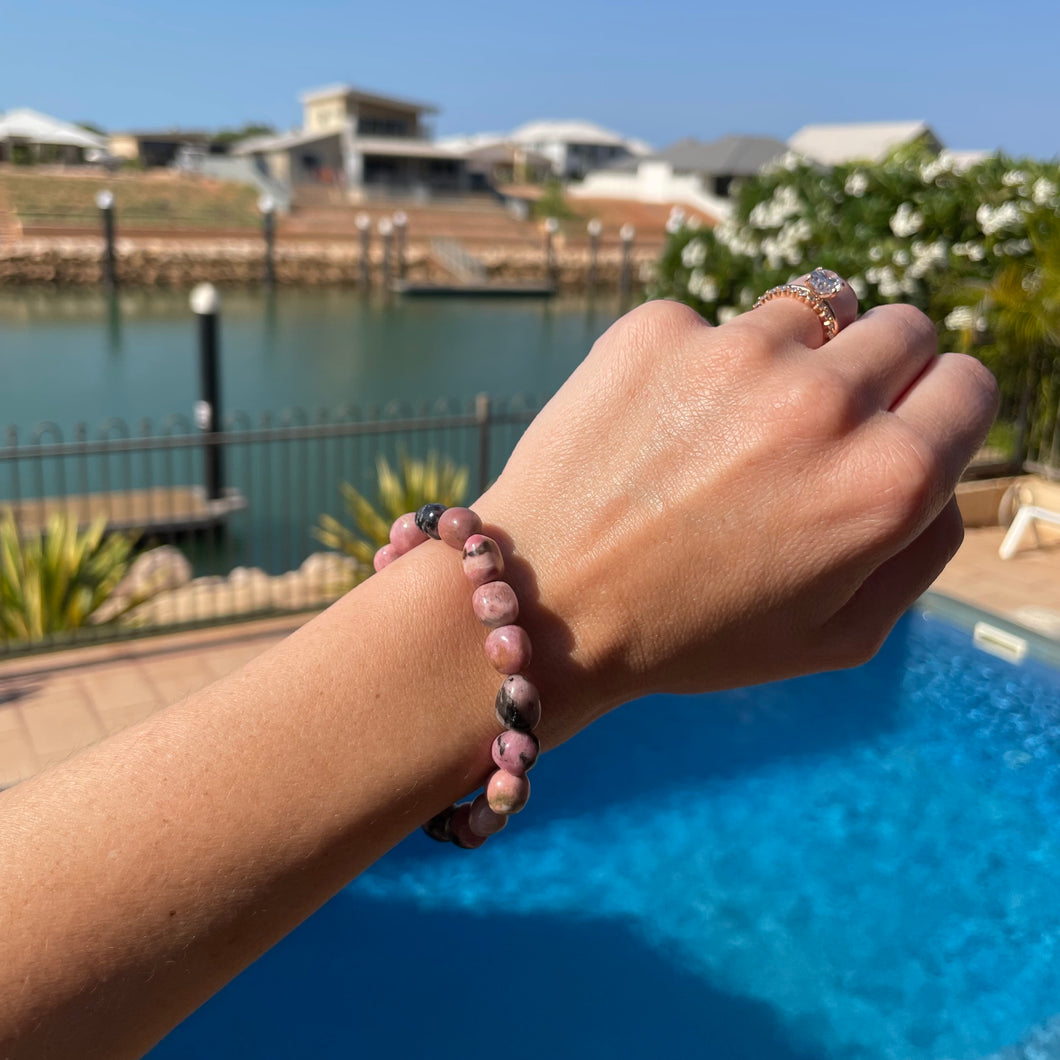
151 610 1060 1060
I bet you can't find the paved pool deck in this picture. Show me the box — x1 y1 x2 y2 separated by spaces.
1 524 1058 789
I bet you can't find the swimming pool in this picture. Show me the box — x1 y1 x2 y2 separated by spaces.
150 607 1060 1060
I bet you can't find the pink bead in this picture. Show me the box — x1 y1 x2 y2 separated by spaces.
438 507 482 550
487 769 530 815
484 625 531 675
461 534 504 587
389 512 429 553
373 544 400 573
493 729 539 776
449 803 488 849
468 792 508 837
472 581 519 628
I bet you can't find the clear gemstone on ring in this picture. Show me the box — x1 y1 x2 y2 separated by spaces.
807 267 844 298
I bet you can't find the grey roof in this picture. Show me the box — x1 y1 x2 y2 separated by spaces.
660 135 788 175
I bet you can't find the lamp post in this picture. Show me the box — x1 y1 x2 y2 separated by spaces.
544 216 559 287
619 223 635 302
96 189 117 290
190 284 224 502
586 218 602 294
258 193 276 289
356 212 372 289
378 217 393 291
392 211 408 280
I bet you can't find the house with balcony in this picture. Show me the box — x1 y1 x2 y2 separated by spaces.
233 84 470 201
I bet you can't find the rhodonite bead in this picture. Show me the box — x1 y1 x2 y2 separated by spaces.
449 802 488 849
472 581 519 628
468 792 509 837
487 769 530 815
493 729 539 776
494 675 541 731
484 625 531 675
422 805 456 843
461 534 504 587
415 503 448 540
373 544 400 573
438 506 482 550
390 512 429 553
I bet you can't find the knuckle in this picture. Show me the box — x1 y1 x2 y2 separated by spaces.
770 368 861 440
620 298 708 340
868 303 939 356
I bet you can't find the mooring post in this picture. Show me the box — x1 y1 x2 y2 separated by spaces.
619 223 635 302
393 211 408 279
587 217 601 294
356 212 372 289
96 189 117 290
259 194 276 289
544 216 559 288
379 216 393 291
191 284 224 501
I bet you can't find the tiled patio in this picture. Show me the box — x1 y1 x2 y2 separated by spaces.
1 524 1058 790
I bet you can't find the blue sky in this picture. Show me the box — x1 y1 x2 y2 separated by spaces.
2 0 1056 159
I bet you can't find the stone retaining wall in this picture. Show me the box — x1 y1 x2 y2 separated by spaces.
0 237 655 292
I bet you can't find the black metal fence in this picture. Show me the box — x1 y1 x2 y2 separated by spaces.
0 395 538 658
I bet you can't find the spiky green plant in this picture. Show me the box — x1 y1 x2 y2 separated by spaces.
0 511 142 642
313 453 470 579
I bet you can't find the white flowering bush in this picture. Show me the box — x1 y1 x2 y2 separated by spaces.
650 143 1060 461
650 142 1059 332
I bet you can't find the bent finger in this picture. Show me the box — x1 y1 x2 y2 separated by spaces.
817 496 965 668
735 268 859 352
822 303 939 412
888 352 1000 487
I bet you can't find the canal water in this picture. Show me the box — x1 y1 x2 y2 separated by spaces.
0 289 624 577
0 289 621 433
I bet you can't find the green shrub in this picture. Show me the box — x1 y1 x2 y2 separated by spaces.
0 511 141 642
313 453 469 581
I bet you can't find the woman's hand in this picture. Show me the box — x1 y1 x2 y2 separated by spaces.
477 284 998 734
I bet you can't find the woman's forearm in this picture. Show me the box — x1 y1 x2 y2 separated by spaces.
0 507 582 1059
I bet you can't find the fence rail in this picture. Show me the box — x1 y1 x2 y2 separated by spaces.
0 396 538 658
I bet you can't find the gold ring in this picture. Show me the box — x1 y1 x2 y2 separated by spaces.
752 267 846 343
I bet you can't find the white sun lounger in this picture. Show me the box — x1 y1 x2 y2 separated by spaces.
999 505 1060 560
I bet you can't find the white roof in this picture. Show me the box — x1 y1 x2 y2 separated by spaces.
788 121 936 165
510 119 630 147
0 108 106 149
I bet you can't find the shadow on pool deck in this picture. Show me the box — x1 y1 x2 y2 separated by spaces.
148 889 819 1060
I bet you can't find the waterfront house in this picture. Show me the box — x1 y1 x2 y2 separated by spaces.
508 120 650 181
108 130 225 169
0 109 106 165
569 134 784 220
233 84 470 202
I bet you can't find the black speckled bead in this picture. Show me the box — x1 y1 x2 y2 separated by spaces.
415 503 448 539
422 805 456 843
494 674 542 732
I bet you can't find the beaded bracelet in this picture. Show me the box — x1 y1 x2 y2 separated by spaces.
373 503 540 849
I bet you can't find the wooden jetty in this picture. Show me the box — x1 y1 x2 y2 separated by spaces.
3 486 247 537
